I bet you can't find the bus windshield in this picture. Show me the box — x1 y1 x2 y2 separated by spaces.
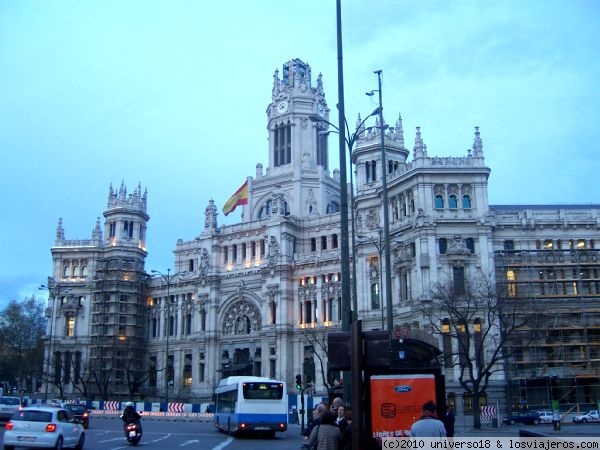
242 382 283 400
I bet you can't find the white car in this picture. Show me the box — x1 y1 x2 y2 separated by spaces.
3 406 85 450
573 410 600 423
0 396 21 422
535 410 559 424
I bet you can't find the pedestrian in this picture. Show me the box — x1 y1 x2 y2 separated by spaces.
304 403 327 441
335 405 348 433
308 409 341 450
444 407 455 437
410 401 447 437
331 397 343 412
338 408 352 450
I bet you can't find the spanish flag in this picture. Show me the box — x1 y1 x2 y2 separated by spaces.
222 180 249 216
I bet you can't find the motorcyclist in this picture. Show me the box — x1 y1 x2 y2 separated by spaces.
121 402 142 435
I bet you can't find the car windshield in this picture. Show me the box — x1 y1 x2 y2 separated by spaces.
12 410 53 422
65 405 86 414
0 397 20 405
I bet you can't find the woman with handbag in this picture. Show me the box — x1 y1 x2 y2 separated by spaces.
307 409 341 450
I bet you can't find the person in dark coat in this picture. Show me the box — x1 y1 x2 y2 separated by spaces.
308 409 341 450
444 407 455 437
338 408 352 450
335 405 348 433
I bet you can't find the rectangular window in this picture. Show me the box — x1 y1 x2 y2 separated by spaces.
507 269 517 297
189 259 194 272
453 266 465 295
442 323 453 368
66 316 76 337
199 362 205 383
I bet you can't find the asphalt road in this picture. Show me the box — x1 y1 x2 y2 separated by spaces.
2 415 600 450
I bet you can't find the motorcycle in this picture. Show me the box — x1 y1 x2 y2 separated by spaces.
125 421 142 445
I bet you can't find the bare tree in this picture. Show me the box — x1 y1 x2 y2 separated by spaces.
420 272 538 429
71 356 94 400
299 325 334 393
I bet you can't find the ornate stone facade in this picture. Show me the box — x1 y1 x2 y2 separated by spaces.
44 59 600 415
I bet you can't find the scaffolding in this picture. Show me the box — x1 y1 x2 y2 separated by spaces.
495 248 600 411
89 257 148 399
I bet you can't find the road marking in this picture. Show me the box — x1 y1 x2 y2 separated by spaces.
211 436 234 450
181 439 200 446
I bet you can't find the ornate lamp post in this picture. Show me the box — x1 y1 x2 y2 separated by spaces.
366 70 393 332
357 229 385 329
309 106 382 318
39 281 70 402
151 269 186 408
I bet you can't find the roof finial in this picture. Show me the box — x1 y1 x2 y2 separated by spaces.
472 126 483 157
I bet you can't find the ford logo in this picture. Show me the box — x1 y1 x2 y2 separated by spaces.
393 385 412 393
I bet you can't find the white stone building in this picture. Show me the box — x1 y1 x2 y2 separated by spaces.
44 59 600 414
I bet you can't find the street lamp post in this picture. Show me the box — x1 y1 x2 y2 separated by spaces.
310 106 382 318
151 269 186 408
368 70 394 332
39 282 70 402
357 229 385 329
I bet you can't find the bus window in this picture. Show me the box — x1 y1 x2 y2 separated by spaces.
242 382 283 400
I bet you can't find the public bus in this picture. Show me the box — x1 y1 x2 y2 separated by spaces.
213 376 288 437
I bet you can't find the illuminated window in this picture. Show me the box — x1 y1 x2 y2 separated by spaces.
66 314 76 337
442 320 452 368
544 240 553 249
507 270 517 297
577 240 586 249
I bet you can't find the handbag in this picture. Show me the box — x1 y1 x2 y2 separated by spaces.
301 425 319 450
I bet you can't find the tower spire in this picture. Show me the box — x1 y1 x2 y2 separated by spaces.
55 218 65 244
472 126 483 157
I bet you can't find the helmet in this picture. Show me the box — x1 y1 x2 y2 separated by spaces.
125 402 134 408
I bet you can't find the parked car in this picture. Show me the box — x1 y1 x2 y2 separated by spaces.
0 396 22 422
573 410 600 423
3 406 85 450
63 403 90 429
502 411 542 425
534 410 560 424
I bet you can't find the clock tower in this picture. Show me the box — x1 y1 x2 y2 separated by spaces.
244 59 340 221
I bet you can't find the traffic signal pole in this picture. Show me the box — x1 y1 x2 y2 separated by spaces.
296 374 305 434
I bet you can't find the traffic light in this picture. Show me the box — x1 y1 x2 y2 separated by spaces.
295 374 302 390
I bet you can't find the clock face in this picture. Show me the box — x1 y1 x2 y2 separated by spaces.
277 101 288 113
317 103 325 116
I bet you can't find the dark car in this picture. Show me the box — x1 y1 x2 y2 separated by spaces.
63 403 90 429
502 411 541 425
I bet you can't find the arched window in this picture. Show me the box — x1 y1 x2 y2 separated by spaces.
462 195 472 209
326 201 339 214
434 195 444 209
448 195 458 209
258 200 273 219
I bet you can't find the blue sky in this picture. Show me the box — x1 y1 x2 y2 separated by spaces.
1 0 598 307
